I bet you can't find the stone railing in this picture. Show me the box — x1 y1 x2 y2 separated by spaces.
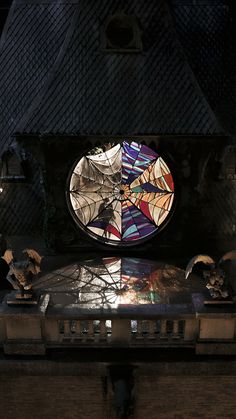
46 318 196 347
0 292 236 355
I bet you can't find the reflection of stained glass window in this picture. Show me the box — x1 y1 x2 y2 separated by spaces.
67 141 175 245
34 257 201 308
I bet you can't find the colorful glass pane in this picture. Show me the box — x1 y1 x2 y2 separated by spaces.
67 141 175 245
34 257 203 308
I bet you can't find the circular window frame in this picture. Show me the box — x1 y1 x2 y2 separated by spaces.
101 13 142 53
66 141 176 248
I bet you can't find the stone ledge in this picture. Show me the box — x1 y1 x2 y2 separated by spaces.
4 341 46 355
1 356 236 376
196 342 236 355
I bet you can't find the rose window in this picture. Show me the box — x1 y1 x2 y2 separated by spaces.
67 141 175 246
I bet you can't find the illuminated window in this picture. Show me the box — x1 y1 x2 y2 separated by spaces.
67 141 175 246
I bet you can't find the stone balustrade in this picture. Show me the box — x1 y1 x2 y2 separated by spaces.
52 318 192 346
0 292 236 355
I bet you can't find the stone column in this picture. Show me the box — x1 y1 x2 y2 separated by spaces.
1 292 50 355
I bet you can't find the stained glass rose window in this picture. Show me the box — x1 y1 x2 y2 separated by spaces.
67 141 174 246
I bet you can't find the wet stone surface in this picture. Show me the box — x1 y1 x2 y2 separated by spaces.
32 257 208 309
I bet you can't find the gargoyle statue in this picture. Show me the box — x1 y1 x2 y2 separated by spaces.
1 248 42 296
185 251 236 299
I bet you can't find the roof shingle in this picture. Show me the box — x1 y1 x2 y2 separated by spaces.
18 0 223 136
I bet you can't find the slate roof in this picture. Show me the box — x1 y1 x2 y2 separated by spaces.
17 0 223 136
0 0 76 152
0 0 76 235
171 0 236 135
0 0 232 237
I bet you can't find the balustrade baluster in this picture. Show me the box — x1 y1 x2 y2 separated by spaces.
173 320 180 339
100 320 107 340
160 320 167 339
64 320 71 338
87 320 94 339
136 320 143 339
75 320 82 339
148 320 156 339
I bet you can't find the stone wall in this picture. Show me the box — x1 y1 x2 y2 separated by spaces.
0 376 110 419
1 359 236 418
135 375 236 419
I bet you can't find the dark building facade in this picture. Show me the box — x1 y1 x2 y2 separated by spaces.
1 2 236 419
0 0 236 256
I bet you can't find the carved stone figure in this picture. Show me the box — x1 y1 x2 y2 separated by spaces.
185 251 236 299
1 249 42 296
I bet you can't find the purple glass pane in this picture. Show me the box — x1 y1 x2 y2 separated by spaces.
122 141 158 185
122 202 156 241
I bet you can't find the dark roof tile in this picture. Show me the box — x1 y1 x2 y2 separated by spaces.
172 2 235 134
0 1 76 151
20 0 223 136
0 2 75 234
